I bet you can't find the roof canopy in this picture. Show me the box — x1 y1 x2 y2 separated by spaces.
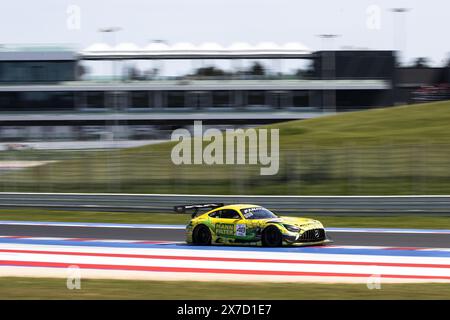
81 42 313 60
0 44 77 61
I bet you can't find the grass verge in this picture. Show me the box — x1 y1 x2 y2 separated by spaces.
0 277 449 299
3 100 450 195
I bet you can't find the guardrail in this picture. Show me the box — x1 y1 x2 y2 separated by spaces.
0 193 449 216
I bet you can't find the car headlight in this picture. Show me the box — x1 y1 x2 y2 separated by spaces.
283 224 300 233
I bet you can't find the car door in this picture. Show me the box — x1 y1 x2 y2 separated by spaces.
213 209 246 241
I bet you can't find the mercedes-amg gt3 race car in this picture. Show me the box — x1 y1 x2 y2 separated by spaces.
174 203 332 247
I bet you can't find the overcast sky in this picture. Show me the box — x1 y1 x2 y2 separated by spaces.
0 0 448 75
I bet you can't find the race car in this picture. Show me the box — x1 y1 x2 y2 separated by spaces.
174 203 332 247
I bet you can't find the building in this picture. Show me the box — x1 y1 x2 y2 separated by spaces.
0 43 447 141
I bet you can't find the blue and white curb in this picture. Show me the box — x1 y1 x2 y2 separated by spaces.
1 220 450 234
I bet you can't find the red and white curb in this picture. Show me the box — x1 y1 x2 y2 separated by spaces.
0 240 450 283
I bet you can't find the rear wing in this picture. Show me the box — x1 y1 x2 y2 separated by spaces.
174 203 224 218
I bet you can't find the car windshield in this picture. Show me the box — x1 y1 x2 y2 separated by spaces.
240 207 277 220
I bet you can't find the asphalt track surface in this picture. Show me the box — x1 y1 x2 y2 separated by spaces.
1 224 450 248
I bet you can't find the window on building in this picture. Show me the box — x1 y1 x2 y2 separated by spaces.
212 91 232 107
85 91 105 108
130 91 151 108
292 91 309 108
246 91 266 107
166 91 185 108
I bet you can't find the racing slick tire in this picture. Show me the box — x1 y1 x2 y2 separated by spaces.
262 225 282 247
192 224 212 245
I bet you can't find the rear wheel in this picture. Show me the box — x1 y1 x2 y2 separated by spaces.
192 225 212 245
262 225 282 247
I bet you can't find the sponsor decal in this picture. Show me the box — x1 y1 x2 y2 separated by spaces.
242 207 263 219
215 223 234 236
236 224 246 236
242 207 260 214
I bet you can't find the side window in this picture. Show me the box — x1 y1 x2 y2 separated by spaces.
220 209 240 219
209 210 221 218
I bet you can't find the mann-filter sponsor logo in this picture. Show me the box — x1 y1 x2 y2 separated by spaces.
215 223 234 236
215 223 247 237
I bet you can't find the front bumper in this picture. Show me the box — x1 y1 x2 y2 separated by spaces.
285 238 333 247
282 228 333 246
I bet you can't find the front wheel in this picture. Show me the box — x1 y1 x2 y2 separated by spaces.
192 225 212 245
262 225 282 247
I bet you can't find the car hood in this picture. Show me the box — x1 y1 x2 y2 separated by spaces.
262 216 323 228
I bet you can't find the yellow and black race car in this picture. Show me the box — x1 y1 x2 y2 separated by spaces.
174 203 332 247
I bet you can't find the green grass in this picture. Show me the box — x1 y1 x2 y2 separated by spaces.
0 277 449 299
0 209 449 229
0 209 191 225
2 100 450 194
